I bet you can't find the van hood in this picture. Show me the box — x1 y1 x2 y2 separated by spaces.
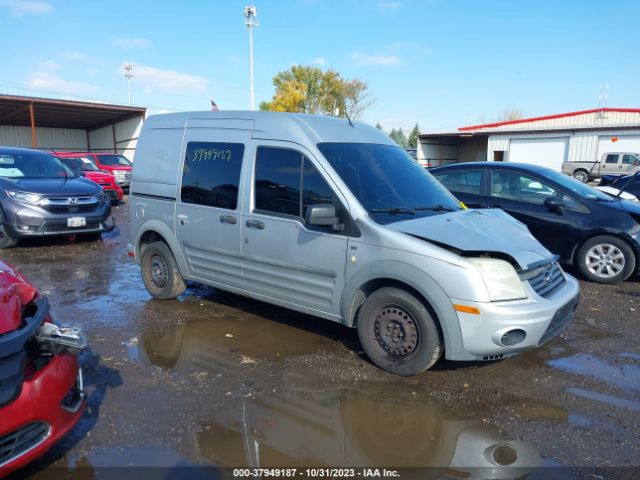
386 209 553 269
0 177 101 196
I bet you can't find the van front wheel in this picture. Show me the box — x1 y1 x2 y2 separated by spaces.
357 287 442 376
141 241 186 299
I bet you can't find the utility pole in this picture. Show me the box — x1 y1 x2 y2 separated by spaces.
244 5 258 110
124 63 134 106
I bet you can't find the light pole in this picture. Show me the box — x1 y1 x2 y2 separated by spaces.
123 63 134 106
244 5 258 110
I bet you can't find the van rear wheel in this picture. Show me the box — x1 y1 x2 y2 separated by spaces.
357 287 442 376
141 241 186 299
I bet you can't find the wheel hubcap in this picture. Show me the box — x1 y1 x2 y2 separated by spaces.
374 305 419 356
150 254 168 288
585 244 625 278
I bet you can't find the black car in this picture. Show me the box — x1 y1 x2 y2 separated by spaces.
0 147 113 248
431 162 640 284
598 172 640 198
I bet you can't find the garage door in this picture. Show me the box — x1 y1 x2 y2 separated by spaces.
508 137 569 171
598 135 640 157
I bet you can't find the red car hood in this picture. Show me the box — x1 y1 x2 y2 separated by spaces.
0 261 37 335
84 171 116 182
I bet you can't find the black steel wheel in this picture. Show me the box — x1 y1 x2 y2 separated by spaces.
141 241 186 299
357 287 442 376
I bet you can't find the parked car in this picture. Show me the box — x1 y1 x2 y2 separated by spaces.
129 112 579 376
55 152 132 191
596 172 640 200
56 155 124 204
0 259 87 476
562 152 640 183
0 147 113 248
431 162 640 284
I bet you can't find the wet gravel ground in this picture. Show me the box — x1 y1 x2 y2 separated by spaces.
3 199 640 479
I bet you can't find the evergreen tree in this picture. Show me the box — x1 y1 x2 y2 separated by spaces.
408 123 420 148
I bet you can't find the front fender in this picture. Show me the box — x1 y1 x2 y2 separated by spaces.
135 218 189 279
340 260 468 361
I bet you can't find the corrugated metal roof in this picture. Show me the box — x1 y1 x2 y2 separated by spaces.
0 94 146 130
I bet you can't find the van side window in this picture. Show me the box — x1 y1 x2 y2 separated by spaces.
302 158 335 218
254 147 302 216
181 141 244 209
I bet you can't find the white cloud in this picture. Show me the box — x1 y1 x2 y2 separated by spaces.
0 0 53 16
379 1 401 11
352 53 403 66
113 37 151 49
312 57 327 65
27 72 97 96
123 63 208 93
59 51 88 62
39 60 60 71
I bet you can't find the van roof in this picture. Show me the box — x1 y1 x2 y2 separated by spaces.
142 111 394 145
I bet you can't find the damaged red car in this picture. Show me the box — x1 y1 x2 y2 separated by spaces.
0 260 87 476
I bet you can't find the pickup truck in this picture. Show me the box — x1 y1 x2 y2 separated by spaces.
562 152 640 183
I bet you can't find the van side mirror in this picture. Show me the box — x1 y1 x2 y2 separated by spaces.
305 203 340 228
544 196 565 215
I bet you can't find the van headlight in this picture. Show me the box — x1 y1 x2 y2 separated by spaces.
470 258 527 301
7 190 44 206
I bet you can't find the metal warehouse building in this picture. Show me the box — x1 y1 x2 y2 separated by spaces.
0 94 146 160
418 108 640 170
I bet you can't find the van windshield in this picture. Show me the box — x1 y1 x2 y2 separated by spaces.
317 143 462 224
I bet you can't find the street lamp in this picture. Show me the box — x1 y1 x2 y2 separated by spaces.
244 5 258 110
123 63 134 106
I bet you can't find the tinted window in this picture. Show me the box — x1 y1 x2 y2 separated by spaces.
605 154 619 164
254 147 302 216
317 143 461 225
97 154 132 166
302 158 338 219
490 171 556 205
433 169 482 194
181 141 244 209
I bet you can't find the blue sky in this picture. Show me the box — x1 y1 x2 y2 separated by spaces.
0 0 638 132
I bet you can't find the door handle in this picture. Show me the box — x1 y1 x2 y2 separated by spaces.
220 215 237 225
177 214 188 226
245 219 265 230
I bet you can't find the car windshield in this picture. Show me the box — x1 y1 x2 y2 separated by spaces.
542 169 615 201
0 151 76 179
60 157 100 172
98 154 131 166
317 143 462 224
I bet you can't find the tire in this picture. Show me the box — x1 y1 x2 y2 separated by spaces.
357 287 443 376
576 235 636 284
140 241 186 299
572 170 589 183
0 214 18 249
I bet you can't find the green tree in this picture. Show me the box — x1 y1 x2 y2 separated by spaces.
261 65 374 119
408 123 420 148
389 128 408 148
375 122 384 131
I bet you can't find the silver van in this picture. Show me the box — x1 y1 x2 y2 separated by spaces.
129 112 580 376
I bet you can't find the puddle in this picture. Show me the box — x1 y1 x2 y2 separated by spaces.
547 354 640 391
133 298 345 371
512 402 567 421
198 389 544 474
566 387 640 412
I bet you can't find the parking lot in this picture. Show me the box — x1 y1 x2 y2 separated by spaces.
3 199 639 478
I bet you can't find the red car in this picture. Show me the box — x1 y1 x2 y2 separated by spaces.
0 260 87 476
55 152 132 191
56 156 124 204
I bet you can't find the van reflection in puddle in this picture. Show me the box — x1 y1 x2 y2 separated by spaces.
196 391 542 479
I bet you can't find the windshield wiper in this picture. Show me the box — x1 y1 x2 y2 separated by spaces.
414 205 458 212
370 207 416 215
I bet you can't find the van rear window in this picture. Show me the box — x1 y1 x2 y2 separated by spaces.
181 142 245 210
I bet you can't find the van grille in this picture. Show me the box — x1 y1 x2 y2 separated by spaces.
522 261 566 298
539 295 579 345
0 422 49 467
